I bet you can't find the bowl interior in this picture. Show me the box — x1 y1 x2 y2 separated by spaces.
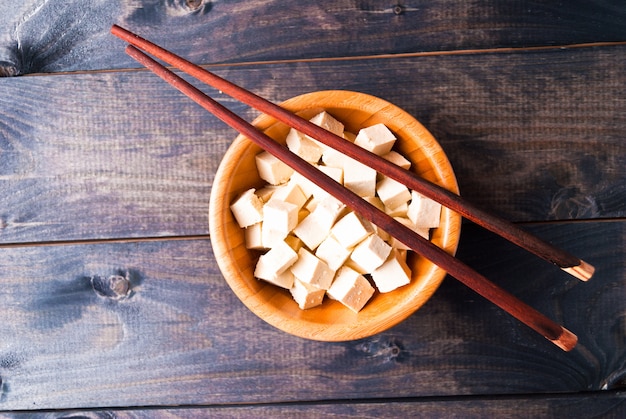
209 90 461 341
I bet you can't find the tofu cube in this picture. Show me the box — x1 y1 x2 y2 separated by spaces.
407 191 442 229
376 176 412 211
317 164 343 185
312 196 346 229
315 235 352 271
343 158 377 197
354 123 396 156
321 146 350 169
262 200 299 236
262 269 295 289
261 224 288 248
254 240 298 282
268 182 308 210
330 212 373 248
348 234 392 273
293 212 329 250
371 250 412 293
255 151 294 185
244 222 265 250
289 171 317 200
286 128 323 163
290 279 325 309
290 248 335 290
382 150 411 169
327 266 375 313
293 196 345 250
230 188 264 228
306 111 345 148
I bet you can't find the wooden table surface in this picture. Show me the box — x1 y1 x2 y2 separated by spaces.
0 1 625 417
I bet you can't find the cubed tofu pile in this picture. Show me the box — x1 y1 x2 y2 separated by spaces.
230 111 441 313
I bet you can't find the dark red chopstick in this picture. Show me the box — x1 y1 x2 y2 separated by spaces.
121 43 577 351
111 24 594 282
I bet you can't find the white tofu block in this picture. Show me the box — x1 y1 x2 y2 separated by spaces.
262 269 295 289
244 222 265 250
292 212 329 250
315 235 352 271
255 151 294 185
371 250 412 293
290 248 335 290
349 234 392 273
261 224 288 248
343 158 377 197
289 171 317 200
262 200 299 235
312 196 346 230
317 164 343 185
321 146 351 169
254 240 298 281
230 188 264 228
376 176 412 211
354 123 396 156
327 266 375 313
382 150 411 169
285 128 323 163
290 279 325 309
331 212 373 248
307 111 345 148
388 217 429 250
293 195 345 250
268 182 308 210
407 190 442 229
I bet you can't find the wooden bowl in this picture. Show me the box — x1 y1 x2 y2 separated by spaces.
209 90 461 341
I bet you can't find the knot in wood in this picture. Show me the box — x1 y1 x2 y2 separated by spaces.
356 338 404 362
185 0 205 11
91 274 131 300
393 4 405 15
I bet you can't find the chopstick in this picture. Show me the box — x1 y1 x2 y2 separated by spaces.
111 24 594 283
116 41 578 351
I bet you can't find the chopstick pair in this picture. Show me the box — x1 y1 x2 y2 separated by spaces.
111 25 589 351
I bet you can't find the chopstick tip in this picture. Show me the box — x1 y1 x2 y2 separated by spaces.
563 260 595 282
550 327 578 351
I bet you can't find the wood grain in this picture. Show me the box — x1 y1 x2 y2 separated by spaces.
3 392 626 418
1 0 625 75
0 45 624 244
0 221 622 410
0 0 622 415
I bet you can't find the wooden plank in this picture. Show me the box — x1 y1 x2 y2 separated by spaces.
0 221 623 410
4 391 626 418
1 0 625 75
0 46 624 243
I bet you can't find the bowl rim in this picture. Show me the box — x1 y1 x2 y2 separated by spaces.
209 89 461 341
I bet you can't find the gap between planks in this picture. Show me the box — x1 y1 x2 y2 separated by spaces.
17 40 626 78
1 388 624 416
0 234 211 249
